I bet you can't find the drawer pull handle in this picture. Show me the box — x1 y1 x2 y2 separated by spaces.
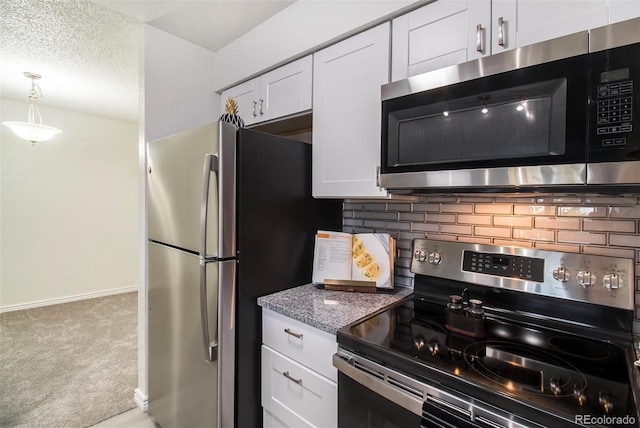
284 328 303 339
283 371 302 385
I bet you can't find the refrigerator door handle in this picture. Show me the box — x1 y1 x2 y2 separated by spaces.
200 261 218 363
200 154 218 258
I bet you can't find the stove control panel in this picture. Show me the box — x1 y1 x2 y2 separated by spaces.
411 239 635 310
461 251 545 282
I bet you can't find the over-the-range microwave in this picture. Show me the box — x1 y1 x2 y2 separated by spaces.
380 17 640 194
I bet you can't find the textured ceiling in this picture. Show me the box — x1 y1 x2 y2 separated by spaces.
1 0 295 123
1 0 140 122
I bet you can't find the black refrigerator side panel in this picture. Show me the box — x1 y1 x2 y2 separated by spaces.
235 128 342 428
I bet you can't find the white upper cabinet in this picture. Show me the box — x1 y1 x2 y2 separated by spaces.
312 23 390 198
609 0 640 24
220 78 260 125
492 0 609 53
491 0 640 54
220 55 312 126
391 0 491 81
392 0 640 82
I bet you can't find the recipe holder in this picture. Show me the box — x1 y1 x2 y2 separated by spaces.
323 279 377 293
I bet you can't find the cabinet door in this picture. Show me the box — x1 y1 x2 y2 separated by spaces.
609 0 640 24
220 78 260 126
490 0 517 54
492 0 609 53
313 23 390 198
391 0 491 81
519 0 608 48
261 346 337 428
261 55 313 122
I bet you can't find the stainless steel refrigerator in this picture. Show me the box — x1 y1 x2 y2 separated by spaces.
147 121 342 428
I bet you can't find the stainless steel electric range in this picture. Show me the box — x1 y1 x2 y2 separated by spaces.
335 239 640 428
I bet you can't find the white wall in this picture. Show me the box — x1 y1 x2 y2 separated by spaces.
0 99 139 310
144 25 219 142
137 24 218 409
213 0 424 91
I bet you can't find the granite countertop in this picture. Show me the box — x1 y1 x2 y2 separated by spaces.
257 283 413 335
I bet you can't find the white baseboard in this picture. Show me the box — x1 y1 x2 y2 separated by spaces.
134 388 149 411
0 285 139 313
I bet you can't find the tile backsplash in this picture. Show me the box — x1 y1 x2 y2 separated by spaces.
342 194 640 335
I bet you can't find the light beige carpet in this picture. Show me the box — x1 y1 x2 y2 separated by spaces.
0 292 138 428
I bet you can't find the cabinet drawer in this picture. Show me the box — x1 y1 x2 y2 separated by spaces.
262 309 337 381
262 346 337 428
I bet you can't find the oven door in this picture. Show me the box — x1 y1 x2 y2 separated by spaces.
380 31 589 191
335 351 540 428
338 372 421 428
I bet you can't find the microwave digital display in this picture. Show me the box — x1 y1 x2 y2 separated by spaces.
600 68 630 83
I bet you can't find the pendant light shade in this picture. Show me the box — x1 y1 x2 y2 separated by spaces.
2 72 62 145
3 121 62 143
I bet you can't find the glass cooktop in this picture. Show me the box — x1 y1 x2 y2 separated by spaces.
339 297 637 423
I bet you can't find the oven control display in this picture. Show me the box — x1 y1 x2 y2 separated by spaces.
462 251 545 282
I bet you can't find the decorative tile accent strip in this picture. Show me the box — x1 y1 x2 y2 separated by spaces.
342 194 640 333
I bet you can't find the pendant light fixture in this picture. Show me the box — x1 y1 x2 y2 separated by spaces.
2 72 62 145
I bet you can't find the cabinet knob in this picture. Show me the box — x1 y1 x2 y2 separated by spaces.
259 99 264 116
252 100 257 117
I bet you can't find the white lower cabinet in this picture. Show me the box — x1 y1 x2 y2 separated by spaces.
262 309 337 428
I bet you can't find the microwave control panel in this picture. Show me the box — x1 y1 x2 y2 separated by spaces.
589 42 640 159
595 79 633 142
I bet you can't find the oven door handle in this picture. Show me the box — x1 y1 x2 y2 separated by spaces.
333 353 424 416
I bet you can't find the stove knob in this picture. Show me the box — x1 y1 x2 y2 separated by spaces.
599 392 614 413
603 273 622 289
552 267 570 282
574 385 587 406
577 270 596 287
427 340 440 356
414 250 427 262
428 252 442 265
549 378 562 395
414 336 425 350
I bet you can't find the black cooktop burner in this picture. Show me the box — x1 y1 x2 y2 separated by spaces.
463 341 586 396
338 296 638 424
